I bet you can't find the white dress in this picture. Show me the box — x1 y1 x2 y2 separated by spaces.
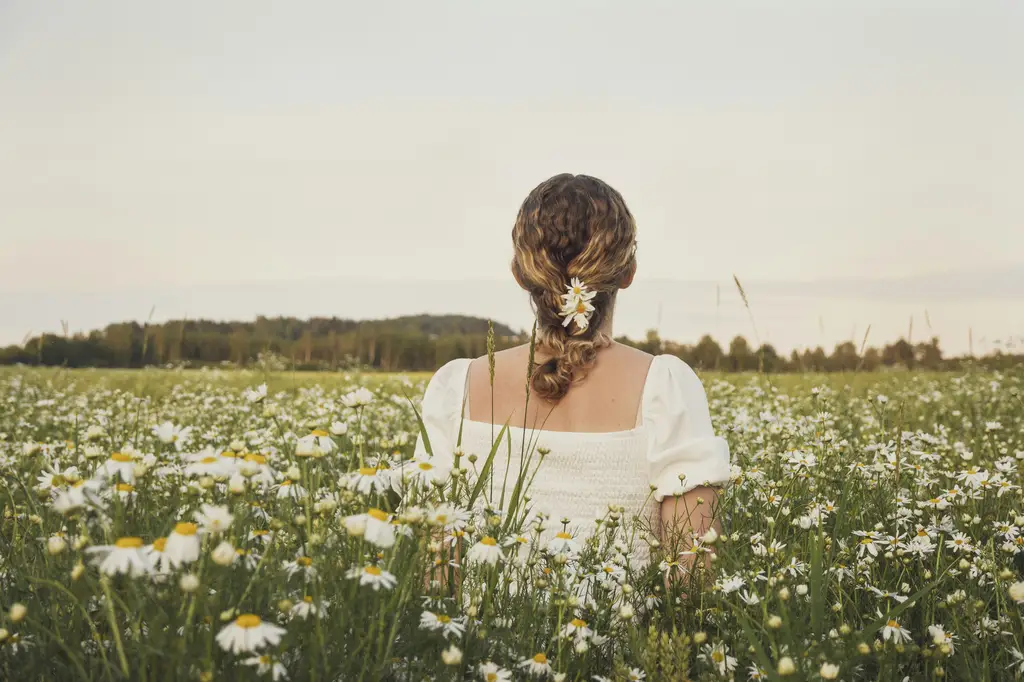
414 354 732 550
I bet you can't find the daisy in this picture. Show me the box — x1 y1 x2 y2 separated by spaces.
345 564 397 591
295 430 336 457
215 614 286 654
275 480 308 500
340 387 375 408
518 652 552 677
243 383 268 403
86 537 153 577
341 467 391 495
239 453 277 487
289 596 328 620
465 536 505 566
546 531 580 556
164 522 201 566
698 642 738 676
194 504 234 533
152 422 192 448
242 654 287 680
478 661 513 682
343 509 396 548
36 463 80 491
144 537 176 575
426 504 471 532
282 552 317 580
419 611 467 639
881 617 912 644
559 618 592 640
395 455 451 490
560 296 595 332
52 479 106 514
99 452 136 482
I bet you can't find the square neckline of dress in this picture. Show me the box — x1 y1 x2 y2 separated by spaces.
456 354 659 438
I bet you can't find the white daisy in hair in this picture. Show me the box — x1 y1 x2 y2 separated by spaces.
559 277 597 331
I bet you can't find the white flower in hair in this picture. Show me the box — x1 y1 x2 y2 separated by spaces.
560 277 596 331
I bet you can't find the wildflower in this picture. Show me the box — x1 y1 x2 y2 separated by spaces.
215 614 286 654
99 452 136 482
194 504 234 533
777 656 796 675
329 421 348 435
86 537 153 576
698 642 738 676
275 480 308 500
153 422 191 448
242 654 288 680
343 509 396 548
165 522 201 566
420 611 466 639
341 466 391 495
180 573 200 593
295 430 336 457
519 652 552 677
289 596 328 620
546 531 579 556
466 536 505 566
37 463 80 490
478 661 513 681
881 617 912 644
9 604 27 623
243 383 268 403
341 387 375 408
1010 581 1024 603
47 535 67 555
345 564 397 591
819 662 839 679
211 541 236 566
441 644 463 666
283 552 317 580
559 618 592 640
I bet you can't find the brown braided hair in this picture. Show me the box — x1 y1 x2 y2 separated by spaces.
511 174 638 402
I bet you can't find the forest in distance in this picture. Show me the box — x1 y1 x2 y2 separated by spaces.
1 314 1020 373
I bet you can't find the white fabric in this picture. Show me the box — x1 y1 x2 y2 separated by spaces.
413 354 731 543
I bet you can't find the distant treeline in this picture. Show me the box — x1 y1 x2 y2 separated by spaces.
1 315 1020 372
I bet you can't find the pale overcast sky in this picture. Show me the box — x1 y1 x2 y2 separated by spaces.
1 1 1021 353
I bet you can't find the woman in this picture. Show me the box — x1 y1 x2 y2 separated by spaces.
415 173 731 564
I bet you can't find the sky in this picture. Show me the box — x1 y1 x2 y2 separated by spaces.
1 0 1021 354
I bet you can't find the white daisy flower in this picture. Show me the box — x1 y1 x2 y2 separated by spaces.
215 614 286 654
881 617 912 644
99 452 136 482
545 531 579 556
194 504 234 534
518 652 552 677
164 522 201 566
343 508 396 548
243 383 268 403
242 654 287 680
152 422 191 448
289 596 328 620
295 430 336 457
275 480 308 500
478 661 513 682
465 536 505 566
419 610 467 639
341 466 391 495
345 564 397 591
340 387 375 408
85 537 153 577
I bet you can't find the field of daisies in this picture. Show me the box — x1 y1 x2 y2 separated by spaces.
1 365 1023 681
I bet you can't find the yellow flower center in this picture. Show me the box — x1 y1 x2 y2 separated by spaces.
297 557 312 566
368 508 389 522
174 522 198 536
111 453 133 462
304 596 313 604
532 653 548 664
480 536 497 546
220 451 236 459
570 618 587 627
116 483 134 492
115 537 143 549
235 614 262 628
51 474 67 487
259 655 271 665
418 462 433 471
438 615 451 623
311 430 329 437
887 619 898 628
244 454 266 464
252 530 269 536
556 532 571 540
575 301 586 314
152 537 167 552
200 457 217 464
358 467 378 476
486 674 498 682
364 565 382 576
712 651 724 662
280 480 292 487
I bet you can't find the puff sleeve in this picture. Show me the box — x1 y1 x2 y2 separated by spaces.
643 355 731 501
413 358 471 467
